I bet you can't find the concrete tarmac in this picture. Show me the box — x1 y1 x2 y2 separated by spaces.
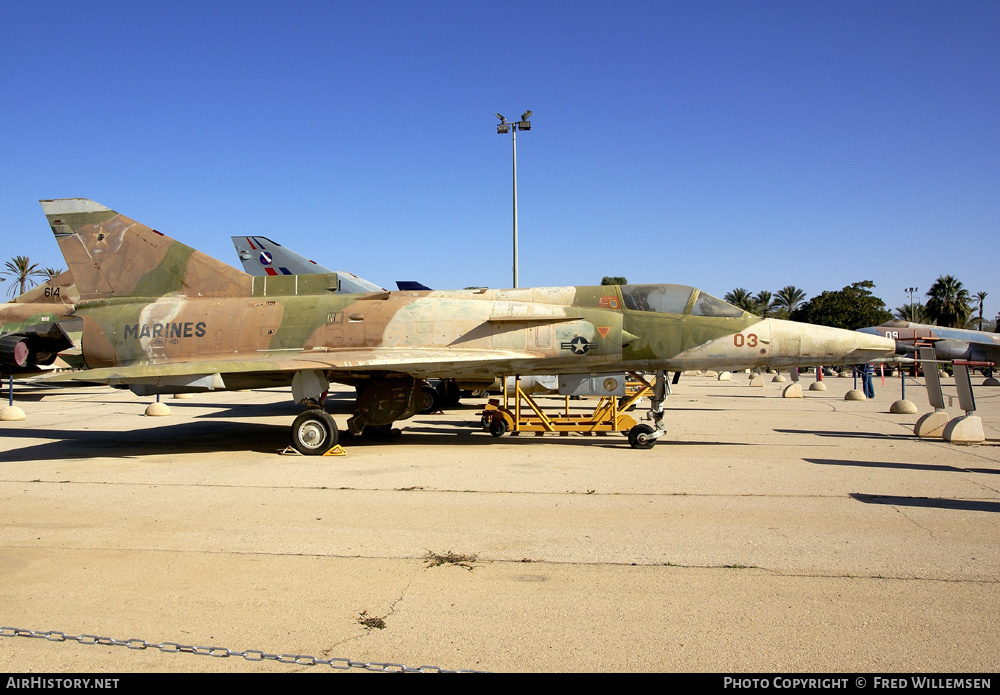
1 372 998 673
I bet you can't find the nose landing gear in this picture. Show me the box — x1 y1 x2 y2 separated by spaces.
627 369 669 449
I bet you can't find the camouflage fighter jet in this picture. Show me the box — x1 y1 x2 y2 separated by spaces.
39 198 894 452
0 271 81 375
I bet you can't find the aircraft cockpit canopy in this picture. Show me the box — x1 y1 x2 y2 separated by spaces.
690 289 746 317
619 284 745 318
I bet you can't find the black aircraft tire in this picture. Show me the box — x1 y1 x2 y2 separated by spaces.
628 424 656 450
419 385 440 414
291 410 338 455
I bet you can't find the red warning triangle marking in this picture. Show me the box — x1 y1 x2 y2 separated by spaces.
597 327 610 338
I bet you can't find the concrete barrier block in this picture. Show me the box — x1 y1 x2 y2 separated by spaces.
943 415 985 444
914 411 949 438
782 383 803 398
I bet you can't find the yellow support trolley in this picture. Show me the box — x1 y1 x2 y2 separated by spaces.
479 372 655 441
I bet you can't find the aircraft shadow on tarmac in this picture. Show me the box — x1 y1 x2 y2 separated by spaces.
400 424 749 448
0 414 753 460
6 392 71 403
176 395 486 420
704 393 790 399
850 493 1000 514
805 458 1000 476
147 396 744 449
774 428 916 440
0 421 292 461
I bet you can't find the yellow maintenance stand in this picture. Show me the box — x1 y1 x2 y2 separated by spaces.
479 372 656 446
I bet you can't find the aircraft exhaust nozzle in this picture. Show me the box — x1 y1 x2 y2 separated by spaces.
933 340 975 362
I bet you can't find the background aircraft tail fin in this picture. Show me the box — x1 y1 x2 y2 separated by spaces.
396 280 432 291
230 234 385 293
231 235 330 276
41 199 251 301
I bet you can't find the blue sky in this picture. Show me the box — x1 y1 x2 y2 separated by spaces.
2 1 997 319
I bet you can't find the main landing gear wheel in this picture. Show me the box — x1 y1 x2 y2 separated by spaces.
291 410 338 455
419 384 440 414
628 423 656 450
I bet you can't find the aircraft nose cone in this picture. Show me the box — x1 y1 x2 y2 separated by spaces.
767 318 895 364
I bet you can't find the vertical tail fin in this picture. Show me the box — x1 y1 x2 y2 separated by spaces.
40 198 251 301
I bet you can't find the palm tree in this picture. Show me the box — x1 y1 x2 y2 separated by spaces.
976 291 988 331
924 275 972 328
774 286 807 319
2 256 46 297
895 303 927 323
724 288 757 313
42 267 65 281
754 290 774 318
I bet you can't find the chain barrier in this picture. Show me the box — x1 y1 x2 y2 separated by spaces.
1 626 483 673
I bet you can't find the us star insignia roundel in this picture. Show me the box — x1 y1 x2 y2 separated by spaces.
561 336 592 355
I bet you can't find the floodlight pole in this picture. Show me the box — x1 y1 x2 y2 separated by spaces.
496 111 532 288
512 125 518 289
904 286 919 380
905 286 918 322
